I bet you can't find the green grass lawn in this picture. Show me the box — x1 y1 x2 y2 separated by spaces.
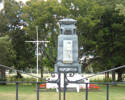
0 84 125 100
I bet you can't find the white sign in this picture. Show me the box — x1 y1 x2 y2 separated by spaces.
35 48 41 56
63 40 73 63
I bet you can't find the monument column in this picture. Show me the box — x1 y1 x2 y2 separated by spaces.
54 18 81 73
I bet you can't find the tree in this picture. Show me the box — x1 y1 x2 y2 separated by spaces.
22 0 70 78
9 29 36 71
61 0 105 72
22 0 106 75
79 0 125 81
0 35 15 81
0 0 36 78
0 0 21 79
115 1 125 17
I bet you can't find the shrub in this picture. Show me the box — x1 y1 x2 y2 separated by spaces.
90 77 112 82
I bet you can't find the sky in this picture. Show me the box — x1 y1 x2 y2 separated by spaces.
0 0 4 11
0 0 29 11
0 0 61 11
15 0 30 3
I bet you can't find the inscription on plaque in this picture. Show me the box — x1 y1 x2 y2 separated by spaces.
58 67 78 73
63 40 73 63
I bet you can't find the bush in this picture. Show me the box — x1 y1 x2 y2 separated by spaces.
90 77 112 82
7 76 37 81
6 76 46 85
0 78 6 85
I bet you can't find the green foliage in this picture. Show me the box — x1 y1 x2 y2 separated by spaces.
0 35 15 66
116 4 125 16
7 76 36 82
22 0 70 72
9 29 36 70
0 0 125 81
90 77 112 82
80 0 125 73
22 0 105 73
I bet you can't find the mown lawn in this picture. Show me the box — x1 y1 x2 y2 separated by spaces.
0 84 125 100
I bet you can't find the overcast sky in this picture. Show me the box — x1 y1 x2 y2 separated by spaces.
0 0 61 11
0 0 28 10
15 0 29 3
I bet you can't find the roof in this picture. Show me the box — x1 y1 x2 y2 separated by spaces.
59 18 77 25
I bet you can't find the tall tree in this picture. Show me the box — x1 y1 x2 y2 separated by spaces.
0 35 15 81
0 0 36 78
115 1 125 17
22 0 69 77
79 0 125 81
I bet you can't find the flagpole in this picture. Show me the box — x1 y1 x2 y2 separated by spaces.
36 26 39 82
25 26 50 82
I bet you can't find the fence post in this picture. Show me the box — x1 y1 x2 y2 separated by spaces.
106 84 109 100
58 73 61 100
63 73 66 100
16 82 18 100
37 82 39 100
85 83 88 100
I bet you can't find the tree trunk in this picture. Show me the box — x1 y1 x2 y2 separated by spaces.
16 72 22 79
112 71 116 82
41 67 43 80
0 68 6 85
112 70 117 85
105 72 109 79
117 70 123 82
1 68 6 80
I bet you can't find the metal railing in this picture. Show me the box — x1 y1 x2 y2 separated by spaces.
0 81 42 100
0 81 125 100
0 64 125 100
